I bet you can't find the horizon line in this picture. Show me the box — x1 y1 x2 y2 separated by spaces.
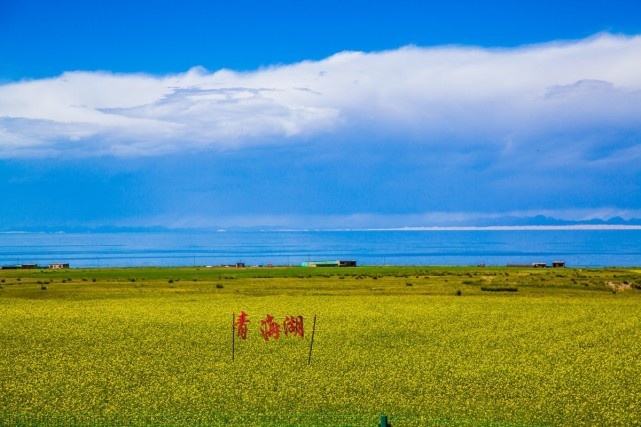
4 224 641 234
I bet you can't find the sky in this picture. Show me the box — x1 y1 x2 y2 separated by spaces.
1 0 641 230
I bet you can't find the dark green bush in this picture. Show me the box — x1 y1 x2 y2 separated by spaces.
481 286 518 292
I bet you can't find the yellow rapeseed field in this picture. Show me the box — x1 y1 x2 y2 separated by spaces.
1 266 640 426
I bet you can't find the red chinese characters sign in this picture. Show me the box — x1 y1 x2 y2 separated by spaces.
283 315 304 338
233 312 304 341
232 311 250 340
259 314 281 340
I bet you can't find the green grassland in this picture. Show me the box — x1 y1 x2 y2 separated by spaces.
1 266 641 426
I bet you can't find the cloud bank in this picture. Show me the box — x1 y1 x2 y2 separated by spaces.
1 33 641 158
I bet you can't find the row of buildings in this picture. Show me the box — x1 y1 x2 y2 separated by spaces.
2 260 566 269
506 261 566 268
301 260 357 267
1 263 69 270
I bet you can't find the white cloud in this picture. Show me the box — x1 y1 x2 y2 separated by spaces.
1 33 641 158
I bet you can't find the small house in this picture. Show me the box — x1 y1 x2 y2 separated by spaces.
552 261 566 268
20 263 38 269
49 263 70 269
301 260 340 267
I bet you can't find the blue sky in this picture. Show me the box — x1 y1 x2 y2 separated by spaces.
1 0 641 229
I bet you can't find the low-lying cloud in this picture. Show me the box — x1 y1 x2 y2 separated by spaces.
1 33 641 158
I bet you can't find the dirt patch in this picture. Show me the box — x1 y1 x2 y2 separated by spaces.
606 281 631 292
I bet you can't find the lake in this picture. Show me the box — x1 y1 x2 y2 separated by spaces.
1 228 641 268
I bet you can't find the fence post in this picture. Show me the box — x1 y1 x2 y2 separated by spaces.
231 312 235 361
307 314 317 365
379 414 390 427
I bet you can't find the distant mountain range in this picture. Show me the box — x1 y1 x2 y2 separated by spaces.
450 215 641 228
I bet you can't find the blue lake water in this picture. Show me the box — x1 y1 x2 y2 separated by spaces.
1 229 640 268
